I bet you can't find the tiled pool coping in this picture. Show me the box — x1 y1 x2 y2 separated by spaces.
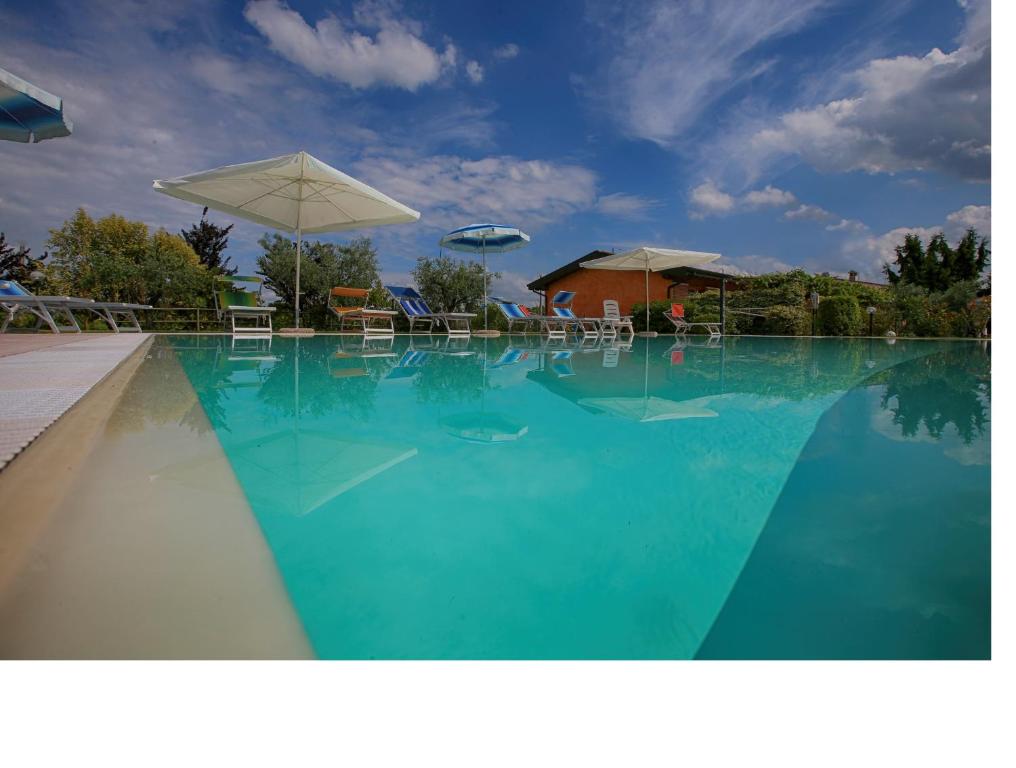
0 334 151 470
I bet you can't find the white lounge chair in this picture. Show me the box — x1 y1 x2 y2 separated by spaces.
600 300 634 338
1 279 151 333
664 303 722 337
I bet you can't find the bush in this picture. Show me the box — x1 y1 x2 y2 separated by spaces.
761 305 811 336
817 294 863 336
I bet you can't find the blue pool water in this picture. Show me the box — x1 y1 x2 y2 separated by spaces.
167 334 990 659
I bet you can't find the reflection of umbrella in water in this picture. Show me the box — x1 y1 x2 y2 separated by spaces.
440 411 528 443
155 430 417 516
441 338 528 443
578 395 717 422
577 337 718 422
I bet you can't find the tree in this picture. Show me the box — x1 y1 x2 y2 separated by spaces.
181 207 235 275
0 232 47 285
411 255 499 313
817 294 863 336
46 208 210 306
884 228 989 291
255 234 382 326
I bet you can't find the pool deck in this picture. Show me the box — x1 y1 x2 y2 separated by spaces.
0 334 151 470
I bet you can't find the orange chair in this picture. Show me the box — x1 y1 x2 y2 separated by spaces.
328 287 398 335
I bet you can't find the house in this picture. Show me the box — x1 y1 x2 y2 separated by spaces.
526 250 746 317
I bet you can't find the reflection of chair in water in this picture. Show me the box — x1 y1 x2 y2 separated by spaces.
229 334 278 361
156 430 418 516
330 336 396 378
491 347 530 368
550 350 575 377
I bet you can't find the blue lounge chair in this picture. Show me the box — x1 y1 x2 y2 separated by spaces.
1 279 151 333
385 285 475 336
490 296 568 338
550 291 601 339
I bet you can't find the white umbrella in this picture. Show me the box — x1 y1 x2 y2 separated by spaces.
154 151 420 328
581 246 721 335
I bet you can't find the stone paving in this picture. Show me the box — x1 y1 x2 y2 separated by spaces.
0 334 150 470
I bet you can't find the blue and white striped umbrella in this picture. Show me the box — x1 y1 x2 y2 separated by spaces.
0 67 73 143
439 224 530 331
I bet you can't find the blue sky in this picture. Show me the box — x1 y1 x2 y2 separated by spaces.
0 0 990 300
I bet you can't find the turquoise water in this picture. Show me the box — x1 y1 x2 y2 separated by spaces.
167 334 990 659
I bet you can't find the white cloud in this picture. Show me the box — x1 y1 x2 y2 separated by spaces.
689 180 736 218
743 185 797 208
689 181 799 218
353 152 600 232
595 192 658 220
465 60 484 84
723 1 991 183
826 218 868 233
945 204 991 234
783 203 836 222
839 204 991 279
586 0 829 144
243 0 457 91
493 43 520 61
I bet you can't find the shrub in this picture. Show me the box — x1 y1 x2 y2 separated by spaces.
817 294 863 336
761 305 811 336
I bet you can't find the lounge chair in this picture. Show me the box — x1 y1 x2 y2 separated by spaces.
600 300 634 338
1 279 151 334
328 286 397 335
664 303 722 337
214 276 275 335
550 290 601 338
489 296 568 338
385 285 475 336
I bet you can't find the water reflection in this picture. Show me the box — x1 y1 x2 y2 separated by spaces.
159 334 988 658
874 342 990 444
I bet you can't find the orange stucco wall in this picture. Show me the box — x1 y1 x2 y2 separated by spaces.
541 270 720 316
541 270 671 316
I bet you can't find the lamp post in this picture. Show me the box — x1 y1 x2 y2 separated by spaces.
810 291 820 336
867 305 876 336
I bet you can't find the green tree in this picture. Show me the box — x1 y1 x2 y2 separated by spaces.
412 255 499 313
46 208 210 306
884 229 989 291
181 207 235 275
0 232 47 286
256 234 382 327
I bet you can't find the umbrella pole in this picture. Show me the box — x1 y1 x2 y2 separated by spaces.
482 240 488 332
645 268 649 331
294 228 302 329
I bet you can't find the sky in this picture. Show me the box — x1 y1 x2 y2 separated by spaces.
0 0 991 301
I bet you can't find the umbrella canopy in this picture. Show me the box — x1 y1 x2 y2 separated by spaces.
439 224 530 332
154 151 420 328
0 67 73 143
581 246 721 333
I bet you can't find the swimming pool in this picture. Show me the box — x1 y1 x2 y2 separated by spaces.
1 334 991 658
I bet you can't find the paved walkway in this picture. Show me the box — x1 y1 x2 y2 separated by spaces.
0 334 150 470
